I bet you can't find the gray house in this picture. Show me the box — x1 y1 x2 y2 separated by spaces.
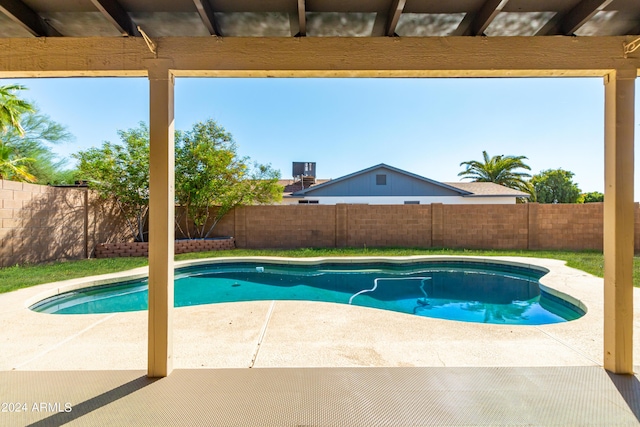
285 164 528 205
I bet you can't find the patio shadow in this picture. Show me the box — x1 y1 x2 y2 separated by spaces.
26 375 157 427
607 370 640 423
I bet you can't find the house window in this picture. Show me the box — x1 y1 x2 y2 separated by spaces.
404 201 420 205
298 200 319 204
376 174 387 185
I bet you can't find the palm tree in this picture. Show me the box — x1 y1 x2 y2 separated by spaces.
2 109 73 184
0 84 34 136
458 150 532 193
0 141 36 182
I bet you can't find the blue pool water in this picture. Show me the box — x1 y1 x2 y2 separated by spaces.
30 260 585 325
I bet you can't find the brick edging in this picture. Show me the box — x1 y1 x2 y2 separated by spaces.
94 238 235 258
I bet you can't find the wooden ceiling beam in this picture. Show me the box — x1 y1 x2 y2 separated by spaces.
0 0 61 37
452 0 510 36
627 21 640 36
537 0 614 36
296 0 306 37
193 0 222 37
0 36 638 78
89 0 139 36
385 0 406 37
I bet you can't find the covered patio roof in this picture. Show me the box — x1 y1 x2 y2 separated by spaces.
1 0 639 39
0 0 638 380
0 1 640 78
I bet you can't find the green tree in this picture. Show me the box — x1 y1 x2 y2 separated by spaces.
581 191 604 203
77 119 283 242
74 123 150 241
531 169 581 203
0 84 38 183
2 109 73 184
458 151 532 193
0 84 34 136
0 140 36 182
175 119 282 239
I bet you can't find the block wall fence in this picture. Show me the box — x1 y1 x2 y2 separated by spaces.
231 202 639 252
0 180 128 268
2 180 639 267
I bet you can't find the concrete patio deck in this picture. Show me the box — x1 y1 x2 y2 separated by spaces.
1 256 639 425
2 366 639 426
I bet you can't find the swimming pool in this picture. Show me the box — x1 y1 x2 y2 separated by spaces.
29 258 586 325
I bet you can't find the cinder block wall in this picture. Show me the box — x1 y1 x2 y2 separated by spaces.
0 180 127 267
174 207 236 240
345 204 431 247
238 205 337 249
2 179 637 268
441 204 528 249
228 202 631 252
532 203 604 251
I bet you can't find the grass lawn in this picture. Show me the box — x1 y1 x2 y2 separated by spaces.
1 247 638 294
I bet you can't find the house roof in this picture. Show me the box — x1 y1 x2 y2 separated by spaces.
1 1 638 39
288 164 529 198
444 182 531 198
279 179 330 196
291 164 473 197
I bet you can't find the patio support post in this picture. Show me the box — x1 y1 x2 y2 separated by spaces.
603 68 635 375
147 63 175 378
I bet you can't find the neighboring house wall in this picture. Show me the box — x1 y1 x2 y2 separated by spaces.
289 196 516 205
290 165 525 205
280 198 304 205
303 168 461 197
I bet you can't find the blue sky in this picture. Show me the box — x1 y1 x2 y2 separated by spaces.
3 76 638 199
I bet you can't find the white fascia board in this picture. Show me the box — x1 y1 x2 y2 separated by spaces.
295 196 515 205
